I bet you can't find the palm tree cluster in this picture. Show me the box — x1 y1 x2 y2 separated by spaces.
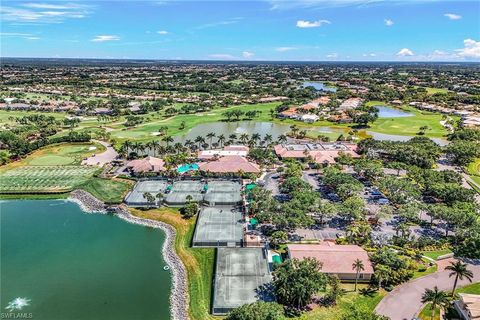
120 132 288 158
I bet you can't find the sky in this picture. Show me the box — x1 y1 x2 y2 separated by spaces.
1 0 479 61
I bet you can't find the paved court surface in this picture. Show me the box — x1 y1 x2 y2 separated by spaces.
204 180 242 205
213 248 272 315
164 180 204 205
82 140 118 166
375 260 480 320
192 206 244 247
125 180 168 206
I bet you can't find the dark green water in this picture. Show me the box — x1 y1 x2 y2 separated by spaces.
0 200 171 320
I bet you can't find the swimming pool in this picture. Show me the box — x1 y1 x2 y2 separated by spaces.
177 163 199 174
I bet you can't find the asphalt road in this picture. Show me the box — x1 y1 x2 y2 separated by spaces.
82 140 118 166
375 261 480 320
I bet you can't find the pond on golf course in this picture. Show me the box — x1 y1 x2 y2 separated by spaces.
375 105 413 118
173 121 344 143
300 81 337 93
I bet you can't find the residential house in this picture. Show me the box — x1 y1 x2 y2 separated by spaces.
287 242 374 281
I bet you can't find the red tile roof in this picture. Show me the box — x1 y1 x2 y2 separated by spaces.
198 155 261 173
287 243 374 275
126 156 166 173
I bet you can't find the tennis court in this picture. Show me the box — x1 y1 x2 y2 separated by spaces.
204 180 242 205
164 180 205 205
212 248 272 315
124 180 168 206
192 206 244 247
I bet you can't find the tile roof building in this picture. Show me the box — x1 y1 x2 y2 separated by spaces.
126 156 166 174
198 155 261 174
274 142 359 165
287 242 374 281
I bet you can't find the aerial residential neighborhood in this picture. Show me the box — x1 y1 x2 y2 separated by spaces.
1 1 479 320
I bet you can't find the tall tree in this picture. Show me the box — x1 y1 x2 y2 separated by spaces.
445 261 473 297
421 286 450 320
352 259 365 291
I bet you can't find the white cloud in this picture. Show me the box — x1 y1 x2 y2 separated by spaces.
444 13 462 20
384 19 394 26
326 53 338 58
0 32 40 40
270 0 446 10
22 3 85 10
456 39 480 58
157 30 169 35
91 35 120 42
296 19 331 28
362 53 377 57
275 46 297 52
196 17 243 30
1 3 92 23
242 51 255 58
208 54 235 60
397 48 414 56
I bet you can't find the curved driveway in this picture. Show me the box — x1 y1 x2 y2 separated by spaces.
375 261 480 320
82 140 118 166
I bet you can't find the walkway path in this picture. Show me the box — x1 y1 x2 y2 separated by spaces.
375 260 480 320
82 140 118 166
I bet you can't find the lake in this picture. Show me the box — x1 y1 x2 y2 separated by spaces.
301 81 337 93
375 105 413 118
173 121 346 143
0 200 171 320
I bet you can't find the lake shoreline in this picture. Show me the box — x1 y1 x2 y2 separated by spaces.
68 190 189 320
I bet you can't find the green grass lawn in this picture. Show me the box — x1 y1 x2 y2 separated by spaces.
422 249 453 260
0 165 98 193
0 110 68 125
413 263 438 279
131 208 216 320
109 102 281 142
419 302 440 320
79 178 133 203
298 284 386 320
457 282 480 295
16 142 104 166
363 102 451 138
467 159 480 176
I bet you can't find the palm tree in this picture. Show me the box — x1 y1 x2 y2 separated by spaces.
263 134 273 147
217 134 226 148
278 134 287 144
421 286 450 320
229 133 237 142
206 132 216 148
194 136 205 149
374 265 390 289
184 139 193 151
239 133 249 145
352 259 365 291
445 261 474 297
150 140 159 156
162 135 174 147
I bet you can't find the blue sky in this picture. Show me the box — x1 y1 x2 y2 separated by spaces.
1 0 479 61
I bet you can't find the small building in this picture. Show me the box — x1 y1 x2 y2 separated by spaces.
274 143 359 165
287 242 374 281
339 98 363 111
198 145 249 160
198 155 261 174
454 293 480 320
301 114 320 123
126 156 166 174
